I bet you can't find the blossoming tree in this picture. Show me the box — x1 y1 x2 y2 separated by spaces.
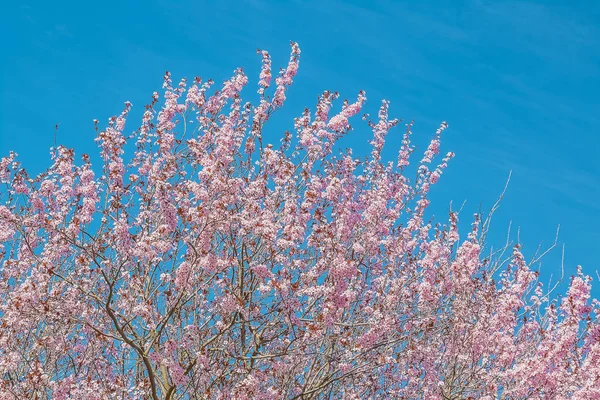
1 43 598 399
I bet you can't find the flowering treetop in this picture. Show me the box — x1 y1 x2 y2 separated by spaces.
0 42 598 399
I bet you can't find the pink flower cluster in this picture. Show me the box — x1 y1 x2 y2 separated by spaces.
0 43 598 399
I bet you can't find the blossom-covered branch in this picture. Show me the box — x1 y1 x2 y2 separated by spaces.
0 42 598 399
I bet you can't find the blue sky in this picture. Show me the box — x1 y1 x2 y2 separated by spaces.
1 0 599 296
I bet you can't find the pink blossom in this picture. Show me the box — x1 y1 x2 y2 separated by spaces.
0 43 596 400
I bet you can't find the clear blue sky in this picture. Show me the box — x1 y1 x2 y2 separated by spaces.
1 1 599 296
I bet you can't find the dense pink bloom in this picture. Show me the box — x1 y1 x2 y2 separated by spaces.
0 42 597 399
